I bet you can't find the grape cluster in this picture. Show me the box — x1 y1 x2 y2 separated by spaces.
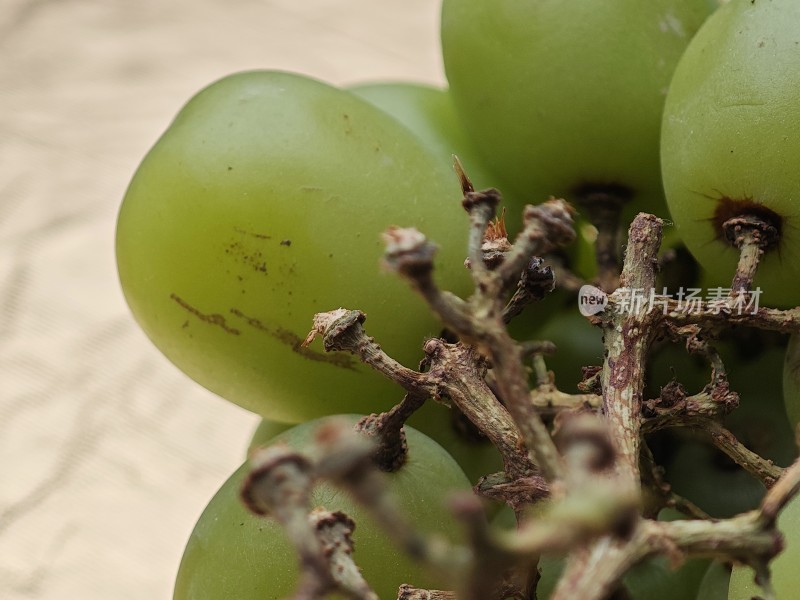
116 1 800 599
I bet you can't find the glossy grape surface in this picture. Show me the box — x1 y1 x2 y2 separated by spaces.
442 0 712 214
175 416 472 599
662 0 800 307
728 494 800 599
249 402 503 486
117 71 472 422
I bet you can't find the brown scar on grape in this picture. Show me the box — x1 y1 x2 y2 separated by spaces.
170 294 241 335
225 239 268 274
710 195 783 250
233 226 272 240
229 308 357 370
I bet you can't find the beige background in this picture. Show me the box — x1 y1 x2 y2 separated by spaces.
0 2 443 598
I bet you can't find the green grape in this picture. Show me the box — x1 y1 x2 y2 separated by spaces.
175 416 472 599
247 419 293 454
349 82 502 207
349 80 568 339
696 561 730 600
662 0 800 307
441 0 713 216
249 402 504 486
728 495 800 599
116 70 472 423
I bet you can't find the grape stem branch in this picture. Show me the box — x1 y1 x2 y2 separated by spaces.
272 190 800 600
383 192 576 482
305 310 535 479
241 446 378 600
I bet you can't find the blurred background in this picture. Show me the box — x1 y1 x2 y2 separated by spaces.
0 2 443 598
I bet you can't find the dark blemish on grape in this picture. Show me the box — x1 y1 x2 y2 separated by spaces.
275 327 359 369
227 166 233 171
719 100 766 109
226 240 269 274
182 321 189 329
229 308 357 370
233 227 271 240
342 113 353 135
280 239 291 247
710 196 783 250
171 294 241 335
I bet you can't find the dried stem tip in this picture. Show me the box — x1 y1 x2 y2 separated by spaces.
241 445 315 517
722 214 780 251
462 188 502 216
303 308 364 351
723 214 780 294
453 154 475 195
522 199 577 251
382 227 438 278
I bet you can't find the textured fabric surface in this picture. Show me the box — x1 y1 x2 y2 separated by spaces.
0 2 442 598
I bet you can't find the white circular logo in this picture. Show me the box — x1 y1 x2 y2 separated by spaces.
578 285 608 316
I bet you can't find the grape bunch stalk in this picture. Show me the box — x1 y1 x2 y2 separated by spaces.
286 179 800 600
